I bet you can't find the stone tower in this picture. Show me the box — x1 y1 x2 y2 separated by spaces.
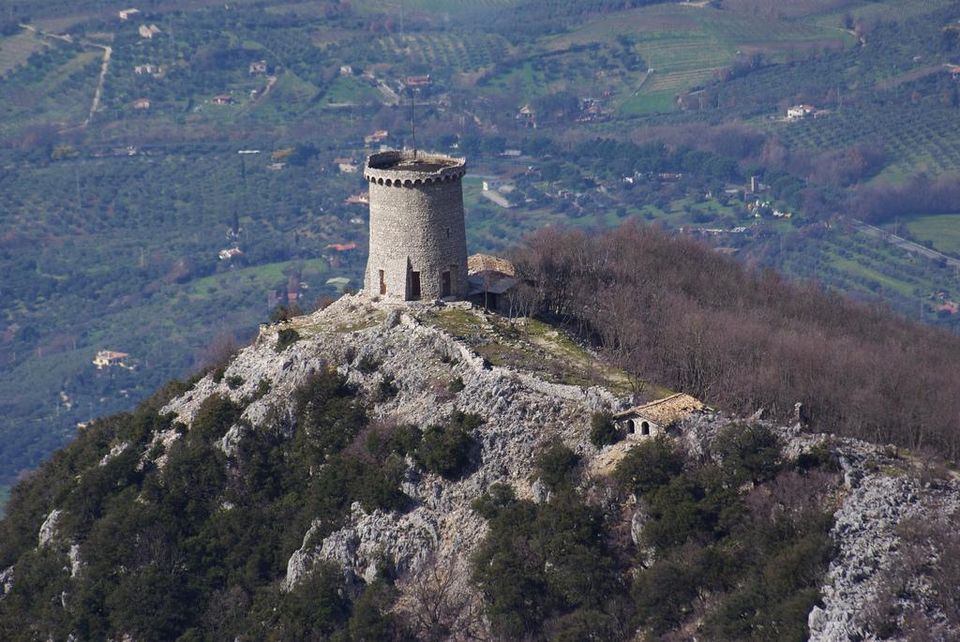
363 150 468 301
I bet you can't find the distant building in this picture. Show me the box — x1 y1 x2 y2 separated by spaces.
405 74 432 87
210 95 233 105
336 158 359 173
517 104 537 128
218 247 243 260
786 104 815 120
134 64 162 76
138 24 161 39
93 350 129 369
344 193 369 205
118 8 140 20
132 98 151 110
340 65 354 76
326 242 357 252
249 60 268 75
364 129 389 145
614 393 705 438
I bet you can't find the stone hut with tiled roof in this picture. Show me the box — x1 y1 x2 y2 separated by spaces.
614 393 705 438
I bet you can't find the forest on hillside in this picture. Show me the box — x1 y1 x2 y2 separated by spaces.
511 223 960 459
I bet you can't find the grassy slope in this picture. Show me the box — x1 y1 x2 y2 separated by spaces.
905 214 960 256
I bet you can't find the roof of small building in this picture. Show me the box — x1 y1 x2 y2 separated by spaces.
467 274 518 296
614 392 704 426
95 350 129 360
468 253 515 277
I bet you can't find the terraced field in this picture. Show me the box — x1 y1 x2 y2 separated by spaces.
780 106 960 178
781 226 960 312
0 46 100 134
351 0 520 14
544 2 852 115
369 32 514 71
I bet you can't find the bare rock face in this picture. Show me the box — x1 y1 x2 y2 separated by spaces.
161 295 621 595
0 566 13 599
38 509 62 548
808 467 960 641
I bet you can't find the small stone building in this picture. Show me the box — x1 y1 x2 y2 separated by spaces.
467 253 518 312
614 393 704 438
363 150 468 301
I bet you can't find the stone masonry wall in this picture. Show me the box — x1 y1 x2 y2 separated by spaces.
363 152 468 301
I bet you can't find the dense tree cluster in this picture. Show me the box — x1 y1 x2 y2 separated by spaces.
0 368 481 640
470 424 837 640
854 173 960 224
511 223 960 459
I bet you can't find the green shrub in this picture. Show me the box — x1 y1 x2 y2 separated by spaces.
471 483 517 519
447 376 465 393
796 442 839 473
613 436 684 498
713 423 782 485
416 424 475 480
366 424 422 460
589 411 621 447
343 579 405 641
272 562 350 639
269 303 302 324
226 375 244 390
535 441 580 490
275 328 301 352
633 555 703 634
470 490 621 639
293 369 366 463
251 378 272 401
191 395 243 441
412 411 482 479
356 354 381 374
375 374 399 401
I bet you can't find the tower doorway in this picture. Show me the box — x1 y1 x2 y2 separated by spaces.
441 270 451 298
410 271 421 300
379 269 386 295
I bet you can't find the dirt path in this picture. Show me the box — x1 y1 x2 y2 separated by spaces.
84 42 111 127
250 75 277 107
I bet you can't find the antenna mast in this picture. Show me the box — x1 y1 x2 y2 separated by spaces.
410 88 417 158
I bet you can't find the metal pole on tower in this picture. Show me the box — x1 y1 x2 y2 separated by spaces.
411 89 417 158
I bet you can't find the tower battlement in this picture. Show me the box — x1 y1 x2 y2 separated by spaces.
363 150 466 186
363 150 469 301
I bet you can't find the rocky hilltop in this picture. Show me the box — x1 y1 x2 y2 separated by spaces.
1 294 959 641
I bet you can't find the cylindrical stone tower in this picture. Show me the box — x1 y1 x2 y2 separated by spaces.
363 150 468 301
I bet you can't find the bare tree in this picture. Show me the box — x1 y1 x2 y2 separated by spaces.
395 553 488 642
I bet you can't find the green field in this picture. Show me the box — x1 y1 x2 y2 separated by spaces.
906 214 960 256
